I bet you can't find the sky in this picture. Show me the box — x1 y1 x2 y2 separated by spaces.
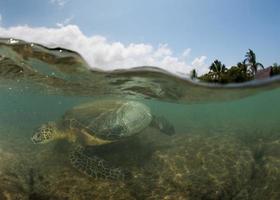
0 0 279 75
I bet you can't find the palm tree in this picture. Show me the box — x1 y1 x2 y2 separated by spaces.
190 69 197 80
271 63 280 76
210 60 226 73
243 49 264 74
209 60 227 81
236 62 248 73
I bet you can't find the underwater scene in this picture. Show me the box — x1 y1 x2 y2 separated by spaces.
0 38 280 200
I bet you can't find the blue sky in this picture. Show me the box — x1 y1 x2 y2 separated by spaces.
0 0 279 74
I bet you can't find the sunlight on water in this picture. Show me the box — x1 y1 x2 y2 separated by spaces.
0 38 279 200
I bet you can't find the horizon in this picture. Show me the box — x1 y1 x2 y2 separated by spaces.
0 0 279 75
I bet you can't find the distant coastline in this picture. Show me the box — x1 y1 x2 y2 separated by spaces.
191 49 280 84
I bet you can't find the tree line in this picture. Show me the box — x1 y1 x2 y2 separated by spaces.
191 49 280 83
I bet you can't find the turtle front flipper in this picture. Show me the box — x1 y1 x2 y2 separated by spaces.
69 145 127 180
151 116 176 136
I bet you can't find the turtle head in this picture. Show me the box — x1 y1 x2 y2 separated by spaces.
31 122 59 144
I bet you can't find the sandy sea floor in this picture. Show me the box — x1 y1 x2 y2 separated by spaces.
0 123 279 200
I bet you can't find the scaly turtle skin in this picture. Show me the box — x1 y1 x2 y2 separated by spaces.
31 100 175 180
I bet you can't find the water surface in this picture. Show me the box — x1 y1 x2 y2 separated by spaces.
0 38 279 200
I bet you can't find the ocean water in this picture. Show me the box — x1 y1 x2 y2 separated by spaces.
0 38 279 200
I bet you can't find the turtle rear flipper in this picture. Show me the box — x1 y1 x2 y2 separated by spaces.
151 116 176 136
69 145 128 180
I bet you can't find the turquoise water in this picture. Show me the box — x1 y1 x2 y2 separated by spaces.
0 38 279 200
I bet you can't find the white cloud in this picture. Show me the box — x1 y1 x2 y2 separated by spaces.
56 16 74 27
50 0 68 7
0 24 208 76
191 56 208 75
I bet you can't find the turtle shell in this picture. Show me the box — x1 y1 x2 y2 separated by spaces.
62 100 152 141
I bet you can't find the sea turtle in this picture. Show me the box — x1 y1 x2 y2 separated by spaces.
31 99 175 180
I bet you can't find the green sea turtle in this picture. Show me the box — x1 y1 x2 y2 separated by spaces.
31 100 175 180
